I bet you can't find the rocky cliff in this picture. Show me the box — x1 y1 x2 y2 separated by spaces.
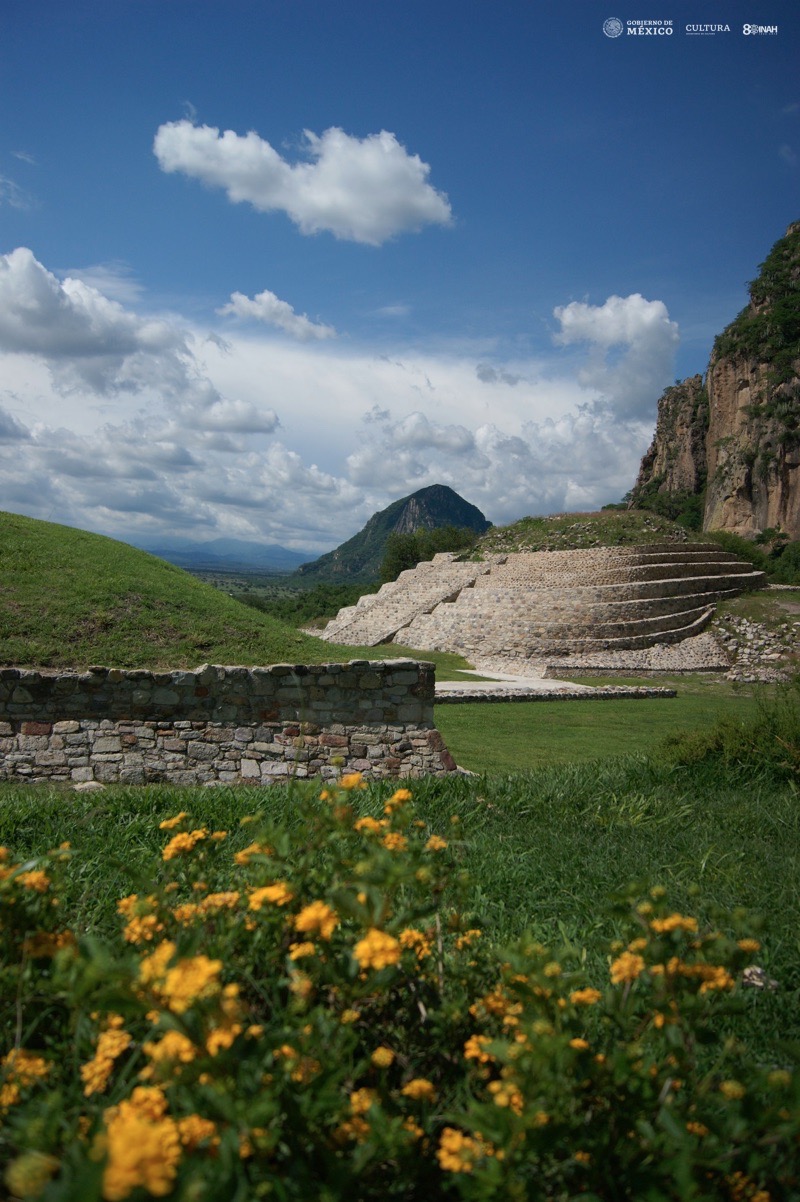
631 375 708 498
630 222 800 539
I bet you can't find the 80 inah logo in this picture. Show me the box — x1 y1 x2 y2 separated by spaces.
602 17 624 37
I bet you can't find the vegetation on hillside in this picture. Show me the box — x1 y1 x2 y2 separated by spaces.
713 222 800 389
471 509 690 557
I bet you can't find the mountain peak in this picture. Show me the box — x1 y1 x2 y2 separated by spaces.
297 485 491 581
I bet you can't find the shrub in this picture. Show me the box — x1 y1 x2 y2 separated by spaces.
1 780 798 1199
661 678 800 783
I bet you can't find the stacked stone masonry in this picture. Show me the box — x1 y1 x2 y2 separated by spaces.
0 661 456 785
319 545 766 661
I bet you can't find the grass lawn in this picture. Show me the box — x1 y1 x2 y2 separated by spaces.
435 675 767 771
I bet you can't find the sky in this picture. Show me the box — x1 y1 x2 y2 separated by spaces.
0 0 797 554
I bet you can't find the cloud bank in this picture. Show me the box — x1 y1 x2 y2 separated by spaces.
153 119 453 245
0 247 677 550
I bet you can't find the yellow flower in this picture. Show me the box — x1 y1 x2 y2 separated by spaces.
719 1079 746 1100
382 832 408 852
206 1023 243 1056
102 1102 181 1200
574 1150 592 1165
350 1088 378 1115
569 1038 590 1051
650 913 699 935
384 788 412 814
686 1120 709 1137
142 1031 197 1068
161 955 222 1014
737 938 761 953
401 1078 437 1102
425 835 448 852
81 1028 133 1098
340 772 366 790
0 1049 51 1110
199 891 240 913
463 1034 493 1063
158 812 188 831
340 1009 360 1024
16 870 51 893
488 1080 524 1114
437 1128 491 1174
610 951 645 984
353 928 401 970
138 942 177 989
371 1046 395 1068
455 929 482 950
354 816 384 834
294 901 339 940
171 903 201 926
177 1115 218 1151
162 829 207 861
288 941 316 960
399 928 432 959
570 987 602 1006
233 841 273 866
248 881 294 910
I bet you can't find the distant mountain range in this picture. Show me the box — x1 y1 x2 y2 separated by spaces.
131 536 319 573
297 484 492 582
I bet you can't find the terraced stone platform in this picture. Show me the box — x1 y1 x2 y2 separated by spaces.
319 545 765 665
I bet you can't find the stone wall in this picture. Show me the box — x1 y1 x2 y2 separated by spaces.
0 660 456 785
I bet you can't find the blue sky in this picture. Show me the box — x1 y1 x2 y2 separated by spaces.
0 0 796 552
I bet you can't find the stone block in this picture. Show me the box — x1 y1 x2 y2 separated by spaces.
187 742 216 761
93 736 122 753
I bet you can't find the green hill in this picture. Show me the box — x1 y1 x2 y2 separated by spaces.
297 484 491 582
0 512 354 670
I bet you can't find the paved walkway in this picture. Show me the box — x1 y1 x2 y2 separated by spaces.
435 667 675 703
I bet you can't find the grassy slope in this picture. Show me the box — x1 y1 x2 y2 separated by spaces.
0 511 476 675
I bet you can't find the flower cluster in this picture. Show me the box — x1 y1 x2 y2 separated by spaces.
0 790 796 1201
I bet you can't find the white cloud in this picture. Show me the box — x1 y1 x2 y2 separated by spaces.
63 261 144 305
553 293 679 419
194 398 280 434
153 119 452 245
0 176 35 210
0 247 671 553
0 247 187 395
376 304 411 317
218 289 335 341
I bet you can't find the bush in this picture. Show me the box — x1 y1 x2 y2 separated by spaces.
705 530 771 574
2 779 798 1199
771 541 800 585
661 678 800 783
